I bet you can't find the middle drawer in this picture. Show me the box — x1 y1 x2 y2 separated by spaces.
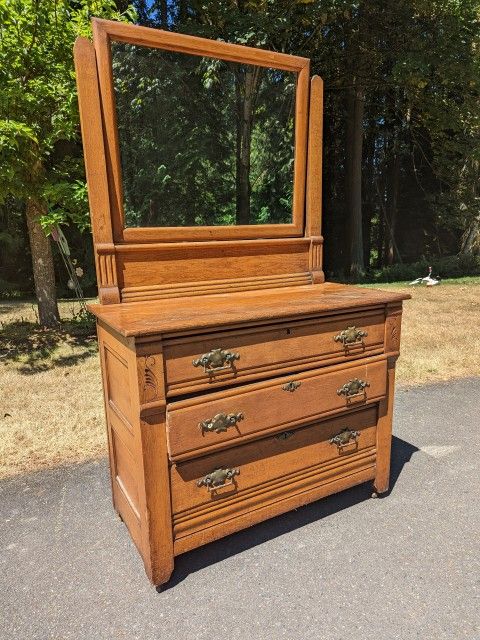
166 357 387 460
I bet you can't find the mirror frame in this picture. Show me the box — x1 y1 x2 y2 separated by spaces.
92 19 310 243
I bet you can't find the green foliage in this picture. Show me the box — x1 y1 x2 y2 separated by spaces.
1 0 479 296
367 254 480 283
0 0 134 224
112 43 295 226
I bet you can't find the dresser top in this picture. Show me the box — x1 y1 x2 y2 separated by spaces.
88 282 410 337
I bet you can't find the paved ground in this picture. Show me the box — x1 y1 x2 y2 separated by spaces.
1 378 479 640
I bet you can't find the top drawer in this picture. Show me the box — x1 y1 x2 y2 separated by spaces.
164 308 385 397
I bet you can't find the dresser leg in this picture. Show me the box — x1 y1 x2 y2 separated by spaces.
145 555 174 587
373 356 396 495
138 409 175 587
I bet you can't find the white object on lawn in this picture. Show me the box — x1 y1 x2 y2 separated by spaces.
408 266 441 286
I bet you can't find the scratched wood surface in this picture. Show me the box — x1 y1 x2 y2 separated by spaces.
89 282 409 337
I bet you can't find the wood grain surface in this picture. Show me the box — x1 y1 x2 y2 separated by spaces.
89 282 409 337
166 357 387 460
163 308 385 396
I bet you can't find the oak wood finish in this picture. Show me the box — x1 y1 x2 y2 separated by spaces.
88 282 408 337
76 21 409 585
163 308 386 397
74 37 120 304
306 75 324 283
166 357 387 460
172 405 377 527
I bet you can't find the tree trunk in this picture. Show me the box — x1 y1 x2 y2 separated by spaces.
235 66 260 225
460 160 480 256
26 197 60 328
376 210 385 269
362 116 376 269
345 84 365 278
155 0 168 27
460 214 480 256
385 149 401 265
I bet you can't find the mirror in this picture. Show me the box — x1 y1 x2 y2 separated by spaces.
110 41 297 228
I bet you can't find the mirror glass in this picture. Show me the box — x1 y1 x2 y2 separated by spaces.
111 41 296 227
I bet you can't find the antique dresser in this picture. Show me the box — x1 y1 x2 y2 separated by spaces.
74 19 409 585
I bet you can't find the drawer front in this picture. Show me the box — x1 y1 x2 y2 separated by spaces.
164 309 385 396
166 357 387 460
171 406 377 534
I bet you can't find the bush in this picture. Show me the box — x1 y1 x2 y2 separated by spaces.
366 254 480 283
0 278 31 298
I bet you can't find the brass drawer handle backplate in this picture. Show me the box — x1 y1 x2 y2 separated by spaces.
334 326 368 346
275 430 295 441
282 380 301 392
192 348 240 375
197 467 240 491
329 428 360 449
199 412 244 435
337 378 370 398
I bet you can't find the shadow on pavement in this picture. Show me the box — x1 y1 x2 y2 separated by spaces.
159 435 419 591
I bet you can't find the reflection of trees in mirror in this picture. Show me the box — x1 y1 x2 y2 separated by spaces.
111 42 296 228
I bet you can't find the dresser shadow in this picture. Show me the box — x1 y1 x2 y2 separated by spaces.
158 435 418 591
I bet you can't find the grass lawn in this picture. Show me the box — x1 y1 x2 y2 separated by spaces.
1 279 479 479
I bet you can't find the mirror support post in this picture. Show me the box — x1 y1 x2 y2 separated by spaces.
306 75 324 283
74 37 120 304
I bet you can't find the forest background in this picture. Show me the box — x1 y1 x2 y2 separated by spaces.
1 0 479 327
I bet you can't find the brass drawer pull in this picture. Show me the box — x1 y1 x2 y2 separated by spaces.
282 380 301 392
334 326 368 346
199 412 244 435
337 378 370 398
329 428 360 449
192 348 240 375
197 467 240 491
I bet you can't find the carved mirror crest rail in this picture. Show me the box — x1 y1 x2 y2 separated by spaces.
75 18 409 585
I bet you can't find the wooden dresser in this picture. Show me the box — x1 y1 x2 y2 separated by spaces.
75 19 409 585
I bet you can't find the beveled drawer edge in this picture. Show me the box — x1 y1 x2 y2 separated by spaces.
173 445 376 523
167 353 387 411
168 399 383 463
173 465 376 555
152 304 387 342
162 307 385 347
173 454 376 540
166 344 384 396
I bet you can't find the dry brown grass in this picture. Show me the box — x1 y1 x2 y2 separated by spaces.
371 280 480 386
0 300 106 479
0 282 479 479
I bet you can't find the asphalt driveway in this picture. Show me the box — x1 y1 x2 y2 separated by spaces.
1 378 479 640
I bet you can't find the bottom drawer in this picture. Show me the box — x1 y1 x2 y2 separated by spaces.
171 405 378 541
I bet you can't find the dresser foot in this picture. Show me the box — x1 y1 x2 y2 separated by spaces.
371 482 389 498
150 565 174 588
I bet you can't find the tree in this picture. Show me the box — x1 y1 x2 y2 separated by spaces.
94 0 480 275
0 0 132 326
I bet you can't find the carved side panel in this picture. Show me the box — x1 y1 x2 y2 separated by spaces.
136 342 167 416
384 303 403 355
134 339 174 584
96 323 143 553
309 235 325 283
96 243 120 303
